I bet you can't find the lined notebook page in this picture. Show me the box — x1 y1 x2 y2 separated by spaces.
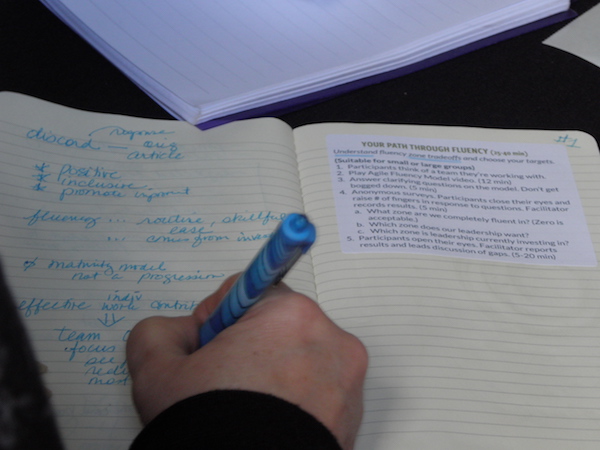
41 0 569 123
0 93 314 449
294 123 600 449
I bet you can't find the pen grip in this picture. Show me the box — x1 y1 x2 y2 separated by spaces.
199 213 315 346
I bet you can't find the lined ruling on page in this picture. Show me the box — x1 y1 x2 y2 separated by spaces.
0 93 315 449
294 122 600 449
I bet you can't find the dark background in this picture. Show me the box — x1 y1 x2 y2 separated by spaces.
2 0 600 141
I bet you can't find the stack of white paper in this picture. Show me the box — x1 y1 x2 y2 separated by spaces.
42 0 570 126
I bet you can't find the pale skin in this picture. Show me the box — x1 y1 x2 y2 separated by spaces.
126 275 368 450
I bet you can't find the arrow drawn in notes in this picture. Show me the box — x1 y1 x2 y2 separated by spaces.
97 313 125 327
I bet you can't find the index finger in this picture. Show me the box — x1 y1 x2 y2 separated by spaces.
192 273 294 340
192 273 240 323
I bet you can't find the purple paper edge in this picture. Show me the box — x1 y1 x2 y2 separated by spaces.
197 9 577 130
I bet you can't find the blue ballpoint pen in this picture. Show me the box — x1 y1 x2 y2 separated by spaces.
199 213 316 346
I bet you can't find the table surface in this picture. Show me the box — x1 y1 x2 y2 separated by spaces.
3 0 600 142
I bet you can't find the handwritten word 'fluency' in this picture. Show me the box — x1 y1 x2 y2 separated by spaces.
26 126 184 160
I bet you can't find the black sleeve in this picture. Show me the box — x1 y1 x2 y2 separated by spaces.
130 390 343 450
0 263 64 450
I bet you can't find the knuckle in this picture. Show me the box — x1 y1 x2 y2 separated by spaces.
346 333 369 374
273 292 323 325
128 316 168 346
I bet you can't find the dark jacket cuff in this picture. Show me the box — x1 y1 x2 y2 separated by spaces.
130 390 342 449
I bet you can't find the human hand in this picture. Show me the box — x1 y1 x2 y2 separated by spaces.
126 275 368 449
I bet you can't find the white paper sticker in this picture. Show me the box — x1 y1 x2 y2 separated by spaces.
327 134 596 266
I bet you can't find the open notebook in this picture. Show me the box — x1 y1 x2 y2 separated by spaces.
40 0 573 127
1 92 600 449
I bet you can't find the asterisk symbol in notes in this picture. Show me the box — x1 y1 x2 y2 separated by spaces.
33 172 51 183
32 183 47 192
34 162 50 172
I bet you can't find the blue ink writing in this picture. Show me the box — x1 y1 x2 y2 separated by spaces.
127 146 183 161
102 290 143 311
118 261 166 272
18 297 91 317
134 186 190 203
84 357 116 366
85 361 128 377
136 271 225 285
87 375 129 385
237 231 274 242
150 299 199 311
146 235 189 244
89 125 174 141
165 225 229 247
33 172 50 183
555 134 580 148
59 187 126 202
221 211 285 226
24 209 101 229
48 259 115 276
59 176 146 190
136 214 205 225
54 326 115 362
56 164 147 201
27 127 100 150
97 313 125 327
56 326 101 342
23 257 38 271
71 271 123 281
32 162 50 192
57 164 121 182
